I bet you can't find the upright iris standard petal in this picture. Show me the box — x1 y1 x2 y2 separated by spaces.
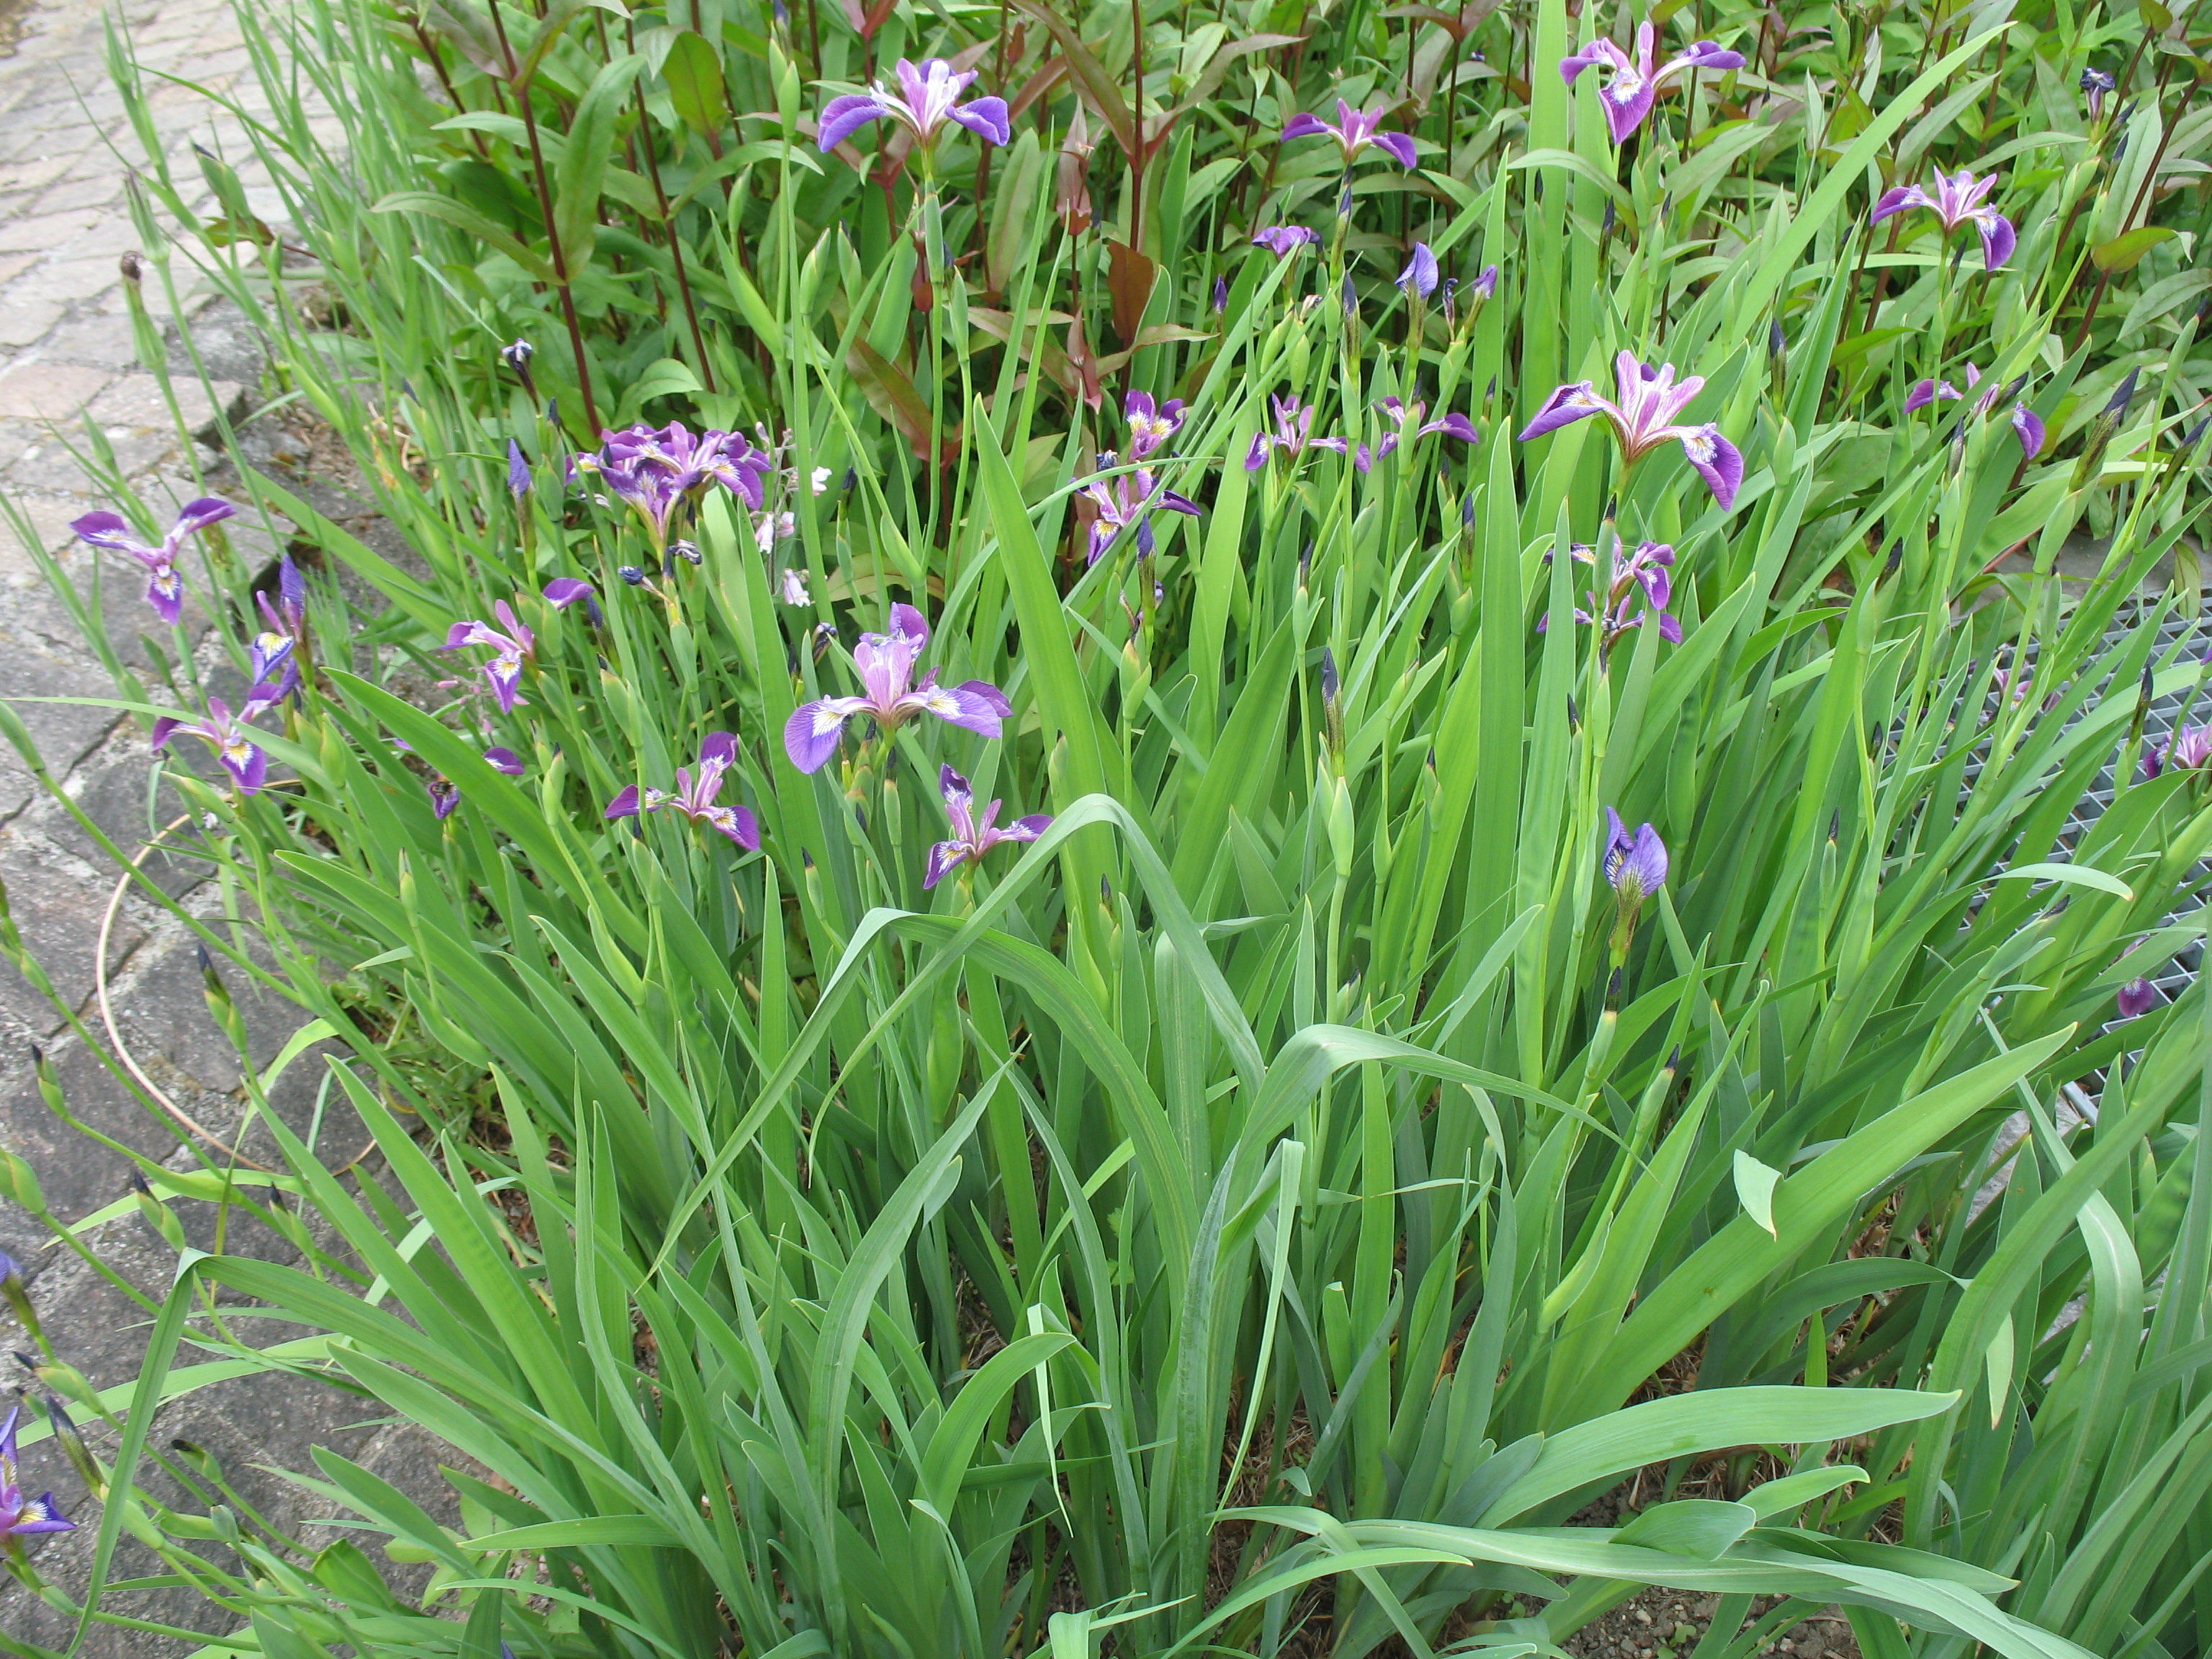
573 423 773 545
1247 394 1351 472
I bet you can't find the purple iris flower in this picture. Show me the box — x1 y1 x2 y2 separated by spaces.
1519 351 1743 508
427 746 526 822
817 58 1011 154
924 764 1051 889
1871 168 2015 271
1907 364 2044 456
1604 806 1668 902
1354 396 1479 472
574 423 773 549
784 604 1010 773
70 496 236 625
606 732 760 848
1281 99 1420 168
1542 539 1683 647
1398 243 1439 300
152 683 283 794
1473 264 1500 301
249 554 310 696
2116 976 2159 1020
0 1407 76 1543
443 581 594 714
1125 391 1186 461
1079 453 1202 564
1561 24 1745 144
1252 225 1321 258
508 440 532 497
1246 394 1351 471
2145 719 2211 779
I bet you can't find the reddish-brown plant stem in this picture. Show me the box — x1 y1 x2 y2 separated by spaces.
487 1 602 433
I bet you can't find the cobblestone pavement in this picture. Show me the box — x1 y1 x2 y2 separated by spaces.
0 2 454 1650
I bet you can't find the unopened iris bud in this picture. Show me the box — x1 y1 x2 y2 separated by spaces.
1768 318 1787 389
500 339 538 403
2073 367 2139 490
1213 276 1228 314
1320 648 1345 763
2081 67 2116 122
618 565 647 586
2116 976 2158 1019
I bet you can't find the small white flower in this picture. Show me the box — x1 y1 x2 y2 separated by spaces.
811 467 834 495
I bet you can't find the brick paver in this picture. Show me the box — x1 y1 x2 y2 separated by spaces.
0 3 459 1650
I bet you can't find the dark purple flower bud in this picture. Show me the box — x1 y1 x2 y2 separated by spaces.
2181 412 2212 453
1214 276 1228 313
671 539 703 565
619 565 647 585
1442 276 1457 325
2116 977 2158 1020
2081 67 2116 122
1320 647 1340 706
1342 271 1359 320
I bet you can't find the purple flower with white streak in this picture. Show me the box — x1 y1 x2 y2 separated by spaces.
1080 454 1202 564
1604 806 1668 903
153 683 284 794
1252 225 1321 258
1473 265 1499 302
784 603 1010 773
1246 394 1350 471
508 440 532 498
0 1407 76 1543
606 732 760 848
1281 100 1420 169
1519 351 1743 508
71 496 235 626
817 58 1010 155
575 423 773 549
1871 167 2015 271
250 554 310 696
1356 396 1478 473
442 581 595 714
1562 23 1745 144
1542 539 1683 647
1905 364 2044 456
924 764 1050 889
2144 720 2211 780
1124 391 1186 461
